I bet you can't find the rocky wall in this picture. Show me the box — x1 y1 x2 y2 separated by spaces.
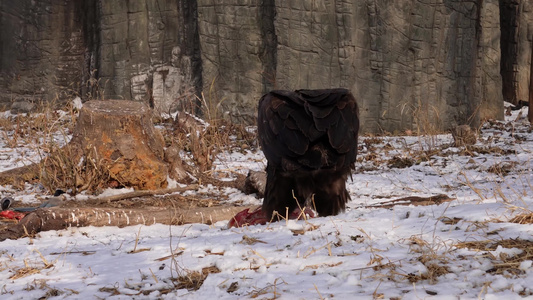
0 1 85 106
94 0 202 114
197 0 506 132
1 0 529 133
0 0 202 115
500 0 533 104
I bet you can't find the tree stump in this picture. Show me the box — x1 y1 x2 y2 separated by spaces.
76 100 170 189
43 100 174 192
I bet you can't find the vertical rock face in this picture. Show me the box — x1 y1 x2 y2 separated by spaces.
0 0 202 115
0 1 86 106
500 0 533 104
91 1 202 114
0 0 528 133
198 0 505 132
197 0 266 123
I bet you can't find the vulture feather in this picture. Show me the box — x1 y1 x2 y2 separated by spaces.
257 88 359 219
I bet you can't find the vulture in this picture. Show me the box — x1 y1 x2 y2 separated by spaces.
258 88 359 219
228 88 359 227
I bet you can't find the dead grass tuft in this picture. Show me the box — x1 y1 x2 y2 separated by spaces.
172 117 255 174
9 251 55 280
487 161 519 176
456 238 533 276
458 145 517 157
9 266 41 280
39 145 112 194
247 277 287 299
99 285 121 296
387 156 414 169
173 266 221 291
166 91 256 176
240 235 267 245
509 213 533 224
404 236 451 284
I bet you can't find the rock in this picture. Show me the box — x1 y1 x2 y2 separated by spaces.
0 1 202 117
71 97 83 110
198 0 506 131
3 0 533 133
10 101 35 114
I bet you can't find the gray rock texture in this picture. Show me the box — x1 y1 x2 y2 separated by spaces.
1 0 531 133
500 0 533 104
0 0 202 116
0 1 86 108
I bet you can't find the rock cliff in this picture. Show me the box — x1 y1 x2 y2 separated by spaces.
1 0 531 133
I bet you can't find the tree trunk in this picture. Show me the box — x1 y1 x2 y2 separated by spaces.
0 205 254 241
77 100 168 188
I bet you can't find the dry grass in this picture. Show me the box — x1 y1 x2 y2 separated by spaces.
0 100 82 193
38 144 112 194
456 238 533 276
247 277 287 299
9 250 55 280
509 212 533 224
487 161 519 176
404 236 451 284
0 83 256 193
158 88 256 177
173 266 221 291
0 106 74 150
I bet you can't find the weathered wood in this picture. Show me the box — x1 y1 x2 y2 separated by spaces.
67 100 171 190
0 205 254 241
0 164 39 188
0 194 455 241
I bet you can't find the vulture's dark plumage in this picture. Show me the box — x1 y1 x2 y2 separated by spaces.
258 88 359 218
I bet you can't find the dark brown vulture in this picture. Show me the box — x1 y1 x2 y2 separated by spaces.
258 88 359 219
227 88 359 227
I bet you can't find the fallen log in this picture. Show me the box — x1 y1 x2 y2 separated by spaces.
0 164 39 189
0 205 254 241
0 194 454 241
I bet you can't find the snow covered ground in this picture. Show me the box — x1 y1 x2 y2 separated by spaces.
1 106 532 299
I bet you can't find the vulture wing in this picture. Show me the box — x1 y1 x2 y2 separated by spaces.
257 89 359 218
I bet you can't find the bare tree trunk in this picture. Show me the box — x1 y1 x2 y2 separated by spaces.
0 205 254 241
